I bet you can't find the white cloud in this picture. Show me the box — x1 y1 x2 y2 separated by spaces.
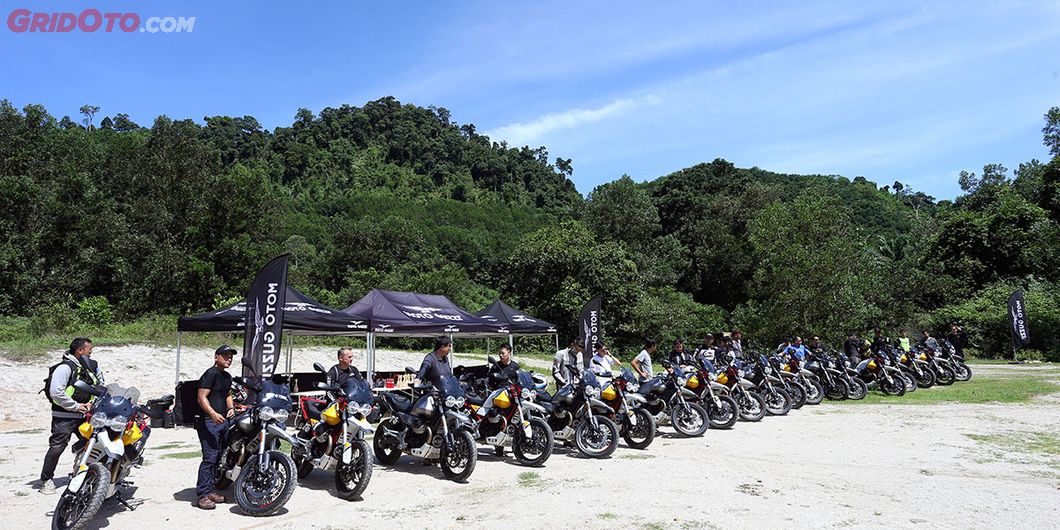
484 95 659 147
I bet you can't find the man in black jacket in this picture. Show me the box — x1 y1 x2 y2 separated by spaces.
487 345 520 387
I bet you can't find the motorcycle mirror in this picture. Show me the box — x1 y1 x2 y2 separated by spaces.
404 366 416 374
487 355 498 365
72 379 103 397
315 382 327 390
313 362 326 374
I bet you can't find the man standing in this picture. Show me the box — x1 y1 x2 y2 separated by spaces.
195 345 236 510
488 345 520 387
922 330 940 351
730 329 744 360
946 324 969 358
415 336 453 389
668 339 691 367
552 338 584 387
327 346 361 388
39 337 103 494
632 340 656 382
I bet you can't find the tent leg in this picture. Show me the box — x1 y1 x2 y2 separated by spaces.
367 333 374 387
175 332 182 385
508 333 514 353
286 335 293 374
554 333 559 352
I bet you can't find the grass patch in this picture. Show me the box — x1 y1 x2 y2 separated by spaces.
619 453 656 460
161 450 202 460
641 523 667 530
517 471 542 487
2 428 45 435
965 431 1060 457
838 366 1059 405
153 442 190 450
597 512 619 520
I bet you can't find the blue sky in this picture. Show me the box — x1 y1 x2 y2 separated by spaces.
3 1 1058 199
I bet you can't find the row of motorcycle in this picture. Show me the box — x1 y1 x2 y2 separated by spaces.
51 342 973 529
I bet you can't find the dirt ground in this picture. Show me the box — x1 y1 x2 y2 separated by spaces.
1 345 1058 529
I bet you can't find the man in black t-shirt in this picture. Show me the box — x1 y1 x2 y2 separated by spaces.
326 346 361 390
194 345 236 510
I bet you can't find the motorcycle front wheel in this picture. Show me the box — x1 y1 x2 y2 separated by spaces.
954 363 972 382
915 367 936 388
763 388 792 415
845 378 868 400
825 379 849 401
620 409 656 449
802 379 825 405
786 382 807 409
51 462 109 530
235 450 297 517
513 417 554 466
335 439 373 500
574 415 619 458
934 365 956 386
708 395 739 429
440 430 477 482
737 391 766 422
670 402 709 437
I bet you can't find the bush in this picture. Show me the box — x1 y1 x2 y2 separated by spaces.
28 301 75 337
77 296 114 326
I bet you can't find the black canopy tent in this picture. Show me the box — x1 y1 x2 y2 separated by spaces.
174 285 370 384
475 299 560 351
341 289 509 382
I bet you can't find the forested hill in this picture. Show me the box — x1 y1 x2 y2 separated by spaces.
1 97 1058 359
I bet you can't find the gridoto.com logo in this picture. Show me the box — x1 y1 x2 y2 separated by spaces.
7 8 195 33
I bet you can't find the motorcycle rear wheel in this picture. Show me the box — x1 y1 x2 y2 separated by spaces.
372 419 402 465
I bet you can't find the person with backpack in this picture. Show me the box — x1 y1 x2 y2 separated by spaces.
39 337 103 494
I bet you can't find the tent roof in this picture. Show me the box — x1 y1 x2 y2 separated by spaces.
177 285 369 336
342 289 507 336
475 299 557 335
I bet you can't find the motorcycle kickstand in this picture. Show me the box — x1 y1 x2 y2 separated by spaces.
114 490 136 511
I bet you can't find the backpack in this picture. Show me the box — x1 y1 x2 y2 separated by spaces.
41 358 78 404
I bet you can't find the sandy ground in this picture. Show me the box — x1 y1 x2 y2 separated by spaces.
1 346 1058 529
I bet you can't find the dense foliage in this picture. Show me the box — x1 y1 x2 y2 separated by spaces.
2 97 1058 359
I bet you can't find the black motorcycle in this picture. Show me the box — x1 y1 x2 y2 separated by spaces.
806 349 851 400
743 354 793 415
686 359 739 429
373 368 478 481
532 367 621 458
215 357 303 516
636 362 710 436
832 352 868 400
767 355 808 408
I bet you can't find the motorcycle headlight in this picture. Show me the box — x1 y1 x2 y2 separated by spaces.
106 415 129 430
259 406 289 423
585 386 600 399
627 382 640 392
529 390 537 401
90 412 107 429
764 366 772 374
444 396 465 408
677 376 689 386
521 388 531 400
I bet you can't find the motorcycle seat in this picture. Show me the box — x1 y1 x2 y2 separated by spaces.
382 392 413 413
534 390 554 403
466 395 485 407
304 400 323 421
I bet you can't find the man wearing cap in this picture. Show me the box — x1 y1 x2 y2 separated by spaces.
194 345 236 510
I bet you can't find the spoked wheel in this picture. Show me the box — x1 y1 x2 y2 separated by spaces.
235 450 297 516
824 379 849 401
845 378 867 400
513 417 554 466
440 430 477 482
707 395 739 429
335 439 373 500
880 374 905 396
802 379 825 405
914 367 936 388
51 462 109 530
934 365 956 386
954 363 972 382
737 391 766 422
763 388 792 415
620 409 656 449
786 382 807 409
670 402 709 437
900 373 918 393
574 415 619 458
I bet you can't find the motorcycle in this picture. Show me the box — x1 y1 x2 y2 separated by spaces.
779 356 824 405
685 360 739 429
894 347 935 389
52 381 172 530
742 354 794 415
466 360 554 466
290 362 375 500
531 367 620 458
938 340 973 382
766 355 808 408
832 352 868 400
856 351 906 396
373 367 478 481
806 350 850 400
215 357 303 516
636 362 710 436
715 364 767 422
600 368 657 449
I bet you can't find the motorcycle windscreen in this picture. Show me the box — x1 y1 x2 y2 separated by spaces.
343 376 373 406
620 367 637 383
105 384 141 405
516 370 535 390
259 379 292 410
670 364 686 379
581 369 602 389
438 373 465 399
